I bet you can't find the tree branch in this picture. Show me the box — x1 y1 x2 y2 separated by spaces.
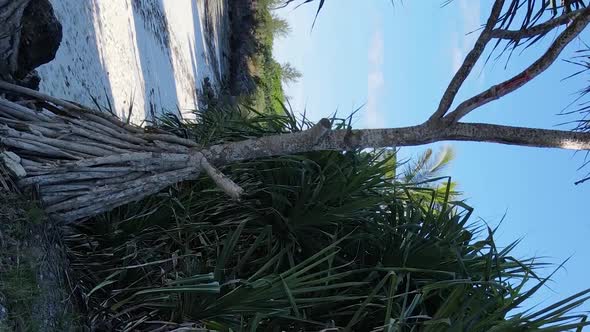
206 122 590 166
444 10 590 123
490 7 590 41
196 152 244 200
444 123 590 150
428 0 506 123
5 96 590 223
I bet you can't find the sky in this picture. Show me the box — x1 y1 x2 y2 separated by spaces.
273 0 590 314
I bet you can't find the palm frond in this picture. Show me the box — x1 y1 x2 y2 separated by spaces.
61 106 589 331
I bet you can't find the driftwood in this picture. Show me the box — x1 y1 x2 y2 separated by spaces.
0 81 252 223
0 79 335 222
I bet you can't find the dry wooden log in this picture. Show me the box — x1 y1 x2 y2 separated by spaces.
0 151 26 177
0 82 246 223
196 152 243 200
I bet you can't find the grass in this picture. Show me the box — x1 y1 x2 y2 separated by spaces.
62 106 590 331
0 191 41 331
0 185 79 331
0 261 40 331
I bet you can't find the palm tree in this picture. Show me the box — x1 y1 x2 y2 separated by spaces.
64 106 590 331
6 1 590 221
398 146 460 205
280 62 303 85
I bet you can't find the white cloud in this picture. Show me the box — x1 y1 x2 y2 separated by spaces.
459 0 481 36
368 30 384 67
366 28 385 128
451 44 464 73
450 0 482 74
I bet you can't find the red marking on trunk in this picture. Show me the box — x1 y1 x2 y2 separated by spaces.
499 72 531 92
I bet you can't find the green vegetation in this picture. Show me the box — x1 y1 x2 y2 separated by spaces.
244 0 299 114
279 62 302 85
0 262 40 331
63 106 590 331
2 2 590 330
0 191 40 331
0 189 80 331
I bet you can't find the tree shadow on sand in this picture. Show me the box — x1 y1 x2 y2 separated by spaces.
130 0 181 122
37 0 115 116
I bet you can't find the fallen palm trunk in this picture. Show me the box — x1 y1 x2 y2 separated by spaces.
0 82 255 222
4 76 590 222
0 81 334 222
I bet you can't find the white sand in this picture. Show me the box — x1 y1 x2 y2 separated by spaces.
38 0 228 124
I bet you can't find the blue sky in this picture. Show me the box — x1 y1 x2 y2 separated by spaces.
274 0 590 313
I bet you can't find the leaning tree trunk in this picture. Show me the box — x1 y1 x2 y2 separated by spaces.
4 81 590 223
5 0 590 223
0 82 221 222
0 81 333 223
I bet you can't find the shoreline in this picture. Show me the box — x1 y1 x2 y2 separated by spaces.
37 0 231 124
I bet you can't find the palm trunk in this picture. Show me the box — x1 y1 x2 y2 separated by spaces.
2 82 590 223
2 0 590 223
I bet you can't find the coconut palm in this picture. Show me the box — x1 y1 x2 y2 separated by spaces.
397 146 460 206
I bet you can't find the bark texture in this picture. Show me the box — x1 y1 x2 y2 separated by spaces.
2 0 590 223
2 82 590 223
